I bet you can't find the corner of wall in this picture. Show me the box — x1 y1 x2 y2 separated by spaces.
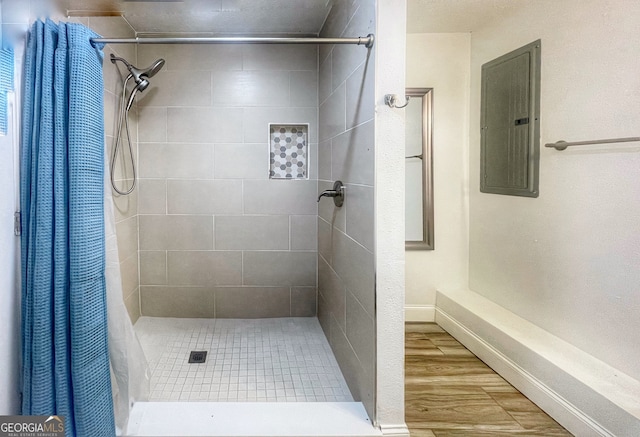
374 0 407 431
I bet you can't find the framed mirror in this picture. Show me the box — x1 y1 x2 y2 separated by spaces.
405 88 434 250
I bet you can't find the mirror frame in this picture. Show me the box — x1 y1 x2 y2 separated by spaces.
405 87 434 250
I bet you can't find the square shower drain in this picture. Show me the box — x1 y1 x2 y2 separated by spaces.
188 351 207 364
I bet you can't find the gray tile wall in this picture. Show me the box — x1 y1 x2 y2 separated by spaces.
136 43 319 319
317 0 376 420
91 17 141 324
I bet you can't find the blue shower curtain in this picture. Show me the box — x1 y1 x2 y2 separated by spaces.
20 20 115 437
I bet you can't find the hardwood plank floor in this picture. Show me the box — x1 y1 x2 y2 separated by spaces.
405 323 573 436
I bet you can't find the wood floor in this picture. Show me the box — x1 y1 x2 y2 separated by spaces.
405 323 573 436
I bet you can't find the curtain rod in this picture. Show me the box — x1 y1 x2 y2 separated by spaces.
91 34 375 48
545 136 640 151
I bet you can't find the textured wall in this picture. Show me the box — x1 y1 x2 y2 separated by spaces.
373 0 408 432
0 0 22 415
404 33 470 321
317 0 376 420
135 43 319 318
468 0 640 382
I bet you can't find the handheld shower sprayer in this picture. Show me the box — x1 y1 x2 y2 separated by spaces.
109 54 165 195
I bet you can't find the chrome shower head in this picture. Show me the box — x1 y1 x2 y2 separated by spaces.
110 54 165 82
111 54 165 110
134 58 165 79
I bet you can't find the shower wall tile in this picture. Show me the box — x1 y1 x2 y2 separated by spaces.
243 251 316 287
125 289 141 324
97 17 140 324
243 180 318 215
138 179 166 214
135 42 320 319
318 139 332 181
139 251 167 285
110 140 138 182
103 90 117 138
167 107 243 143
346 61 375 129
330 315 374 414
319 57 331 105
318 0 376 417
318 256 346 332
139 143 214 179
102 49 124 96
332 229 375 317
307 143 319 181
215 216 289 250
120 253 139 298
167 251 242 286
331 44 367 93
317 218 333 264
112 186 138 222
214 143 267 179
319 82 346 142
291 287 317 317
344 184 374 252
139 215 213 250
331 120 375 186
330 3 374 91
290 71 318 107
138 44 242 72
243 107 318 143
215 287 290 318
138 70 212 107
167 180 242 215
242 45 317 71
319 0 357 45
141 286 215 318
212 70 290 107
138 107 167 143
317 293 331 340
290 215 318 250
116 216 138 262
88 16 135 43
345 291 375 377
89 16 136 62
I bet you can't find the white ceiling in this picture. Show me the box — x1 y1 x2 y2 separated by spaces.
407 0 521 33
61 0 333 35
60 0 520 36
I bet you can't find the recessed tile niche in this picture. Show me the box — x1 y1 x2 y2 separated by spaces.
269 124 308 179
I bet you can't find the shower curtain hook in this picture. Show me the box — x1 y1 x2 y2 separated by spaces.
384 94 410 109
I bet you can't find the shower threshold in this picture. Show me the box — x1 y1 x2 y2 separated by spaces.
130 317 379 436
126 401 380 436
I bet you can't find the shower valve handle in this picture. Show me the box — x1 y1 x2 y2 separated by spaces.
317 181 345 207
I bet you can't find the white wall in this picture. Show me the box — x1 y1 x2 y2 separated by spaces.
374 0 409 433
405 33 470 322
0 0 21 414
468 0 640 383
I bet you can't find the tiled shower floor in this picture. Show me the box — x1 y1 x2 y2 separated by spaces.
134 317 353 402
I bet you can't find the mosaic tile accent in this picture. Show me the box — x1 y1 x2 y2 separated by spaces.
269 124 308 179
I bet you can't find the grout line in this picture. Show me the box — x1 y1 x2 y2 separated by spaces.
164 250 168 285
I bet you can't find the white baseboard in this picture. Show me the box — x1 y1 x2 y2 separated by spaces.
435 289 640 437
378 424 410 436
404 304 435 322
